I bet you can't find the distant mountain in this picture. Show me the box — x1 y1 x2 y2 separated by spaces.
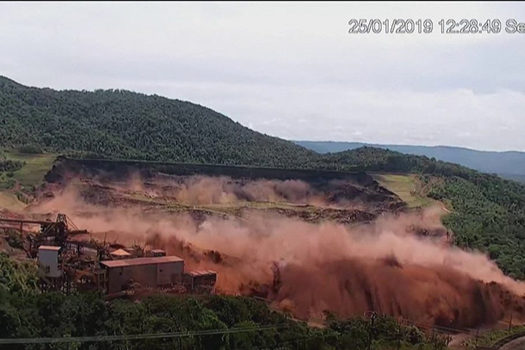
295 141 525 181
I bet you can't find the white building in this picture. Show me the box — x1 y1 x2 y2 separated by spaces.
38 245 62 278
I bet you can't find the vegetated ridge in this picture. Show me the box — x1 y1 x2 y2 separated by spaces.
0 76 316 167
295 140 525 181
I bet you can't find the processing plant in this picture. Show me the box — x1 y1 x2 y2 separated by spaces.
0 214 217 296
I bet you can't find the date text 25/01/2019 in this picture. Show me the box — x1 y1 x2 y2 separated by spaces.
348 19 525 34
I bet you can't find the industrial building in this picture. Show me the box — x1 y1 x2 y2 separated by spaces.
183 270 217 293
0 214 217 296
101 256 185 294
38 245 62 278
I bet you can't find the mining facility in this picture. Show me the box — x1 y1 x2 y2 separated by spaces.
0 214 217 296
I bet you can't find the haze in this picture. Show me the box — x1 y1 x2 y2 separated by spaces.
0 2 524 151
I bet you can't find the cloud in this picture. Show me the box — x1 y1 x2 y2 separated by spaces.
0 2 524 150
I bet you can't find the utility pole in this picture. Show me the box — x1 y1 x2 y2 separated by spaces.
396 327 401 350
431 327 436 350
368 312 376 350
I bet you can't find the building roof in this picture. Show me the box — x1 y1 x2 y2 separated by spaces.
100 256 184 268
38 245 61 251
110 248 131 257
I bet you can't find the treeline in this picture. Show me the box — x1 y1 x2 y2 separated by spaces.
312 146 480 176
427 175 525 279
0 253 446 350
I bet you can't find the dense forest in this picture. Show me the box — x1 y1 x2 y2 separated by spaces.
0 76 316 167
0 253 446 350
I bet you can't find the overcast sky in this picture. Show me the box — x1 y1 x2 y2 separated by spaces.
1 2 524 151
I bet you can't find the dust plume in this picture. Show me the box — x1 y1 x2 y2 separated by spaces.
32 177 525 328
55 172 382 210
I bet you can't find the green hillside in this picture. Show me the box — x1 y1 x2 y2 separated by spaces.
0 76 316 167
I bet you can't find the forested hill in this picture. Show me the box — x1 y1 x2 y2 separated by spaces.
0 76 317 167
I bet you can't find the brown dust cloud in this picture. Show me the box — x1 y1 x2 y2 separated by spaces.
32 175 525 329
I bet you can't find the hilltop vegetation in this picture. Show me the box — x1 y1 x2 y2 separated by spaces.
0 76 316 167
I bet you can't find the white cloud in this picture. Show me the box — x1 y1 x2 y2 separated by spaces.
0 2 524 150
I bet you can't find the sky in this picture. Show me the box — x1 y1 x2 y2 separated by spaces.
0 2 525 151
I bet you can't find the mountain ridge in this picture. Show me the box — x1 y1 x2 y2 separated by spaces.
295 140 525 178
0 76 318 167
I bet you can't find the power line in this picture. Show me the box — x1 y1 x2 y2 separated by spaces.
0 312 484 346
0 324 288 345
